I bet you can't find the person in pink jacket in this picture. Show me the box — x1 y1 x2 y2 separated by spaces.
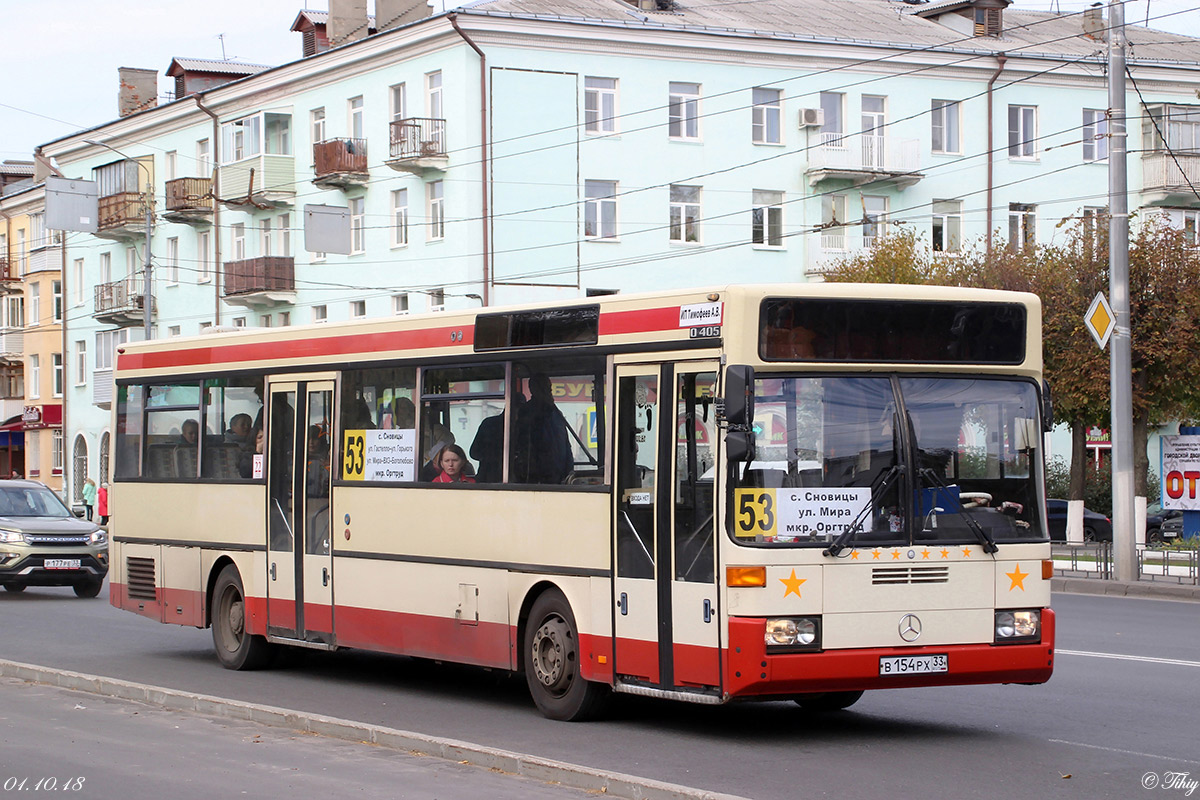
97 483 109 525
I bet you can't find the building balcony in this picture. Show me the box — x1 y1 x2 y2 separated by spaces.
96 192 154 240
1141 152 1200 206
313 138 369 189
0 258 18 294
163 177 214 223
219 154 295 208
0 328 22 363
26 244 62 275
223 256 296 308
386 118 448 175
94 277 155 327
806 134 923 189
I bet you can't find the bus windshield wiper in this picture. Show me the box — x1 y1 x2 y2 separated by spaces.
918 467 999 554
824 464 904 558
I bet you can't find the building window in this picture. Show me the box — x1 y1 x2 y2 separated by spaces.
72 259 84 305
198 231 211 282
584 180 617 240
752 87 782 145
168 326 181 338
126 247 138 278
29 354 39 398
165 150 177 181
751 190 784 247
669 185 701 244
821 194 847 251
350 300 366 318
932 199 962 253
862 195 888 247
260 219 273 257
1180 209 1200 245
931 100 961 154
430 288 445 312
585 77 617 134
1008 105 1037 159
350 197 365 254
53 353 63 397
196 138 211 174
29 213 47 250
260 314 273 327
278 213 291 257
52 430 63 475
1082 206 1107 255
427 181 445 241
348 96 364 140
166 237 179 283
668 82 700 140
280 312 290 326
75 340 87 385
313 305 327 324
1083 108 1109 162
390 83 407 122
231 223 246 261
232 317 246 328
52 280 63 323
1143 104 1200 153
820 92 844 139
426 71 443 119
391 189 409 247
1009 203 1037 251
393 293 410 315
311 107 326 144
29 283 40 327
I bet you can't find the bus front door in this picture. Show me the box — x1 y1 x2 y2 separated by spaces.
266 379 336 645
613 364 721 695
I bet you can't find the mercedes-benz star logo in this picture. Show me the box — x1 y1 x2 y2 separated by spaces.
899 613 922 642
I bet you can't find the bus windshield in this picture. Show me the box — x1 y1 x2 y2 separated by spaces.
731 375 1045 547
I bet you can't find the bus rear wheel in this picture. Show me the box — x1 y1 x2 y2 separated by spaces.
211 565 275 670
523 590 607 721
794 690 864 711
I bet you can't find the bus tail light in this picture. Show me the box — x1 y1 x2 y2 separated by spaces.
1041 560 1053 580
765 617 821 651
995 609 1041 644
727 566 766 587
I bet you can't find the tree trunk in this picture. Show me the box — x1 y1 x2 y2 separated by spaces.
1133 412 1149 498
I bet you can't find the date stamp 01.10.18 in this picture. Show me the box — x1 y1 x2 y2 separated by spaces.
3 778 86 792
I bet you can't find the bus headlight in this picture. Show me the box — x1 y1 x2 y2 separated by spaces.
995 609 1041 643
765 617 821 651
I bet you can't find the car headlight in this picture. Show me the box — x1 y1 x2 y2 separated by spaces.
995 609 1041 644
765 617 821 651
0 529 24 544
89 529 107 546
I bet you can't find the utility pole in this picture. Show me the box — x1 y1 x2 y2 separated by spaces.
1108 0 1136 582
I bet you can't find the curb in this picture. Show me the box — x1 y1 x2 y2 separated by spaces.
0 659 749 800
1052 577 1200 601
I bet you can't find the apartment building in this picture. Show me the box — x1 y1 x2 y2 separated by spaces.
33 0 1200 497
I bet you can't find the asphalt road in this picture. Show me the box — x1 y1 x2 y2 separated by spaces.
2 586 1197 800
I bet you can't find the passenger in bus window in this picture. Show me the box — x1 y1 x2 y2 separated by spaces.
470 386 525 483
432 444 476 484
225 414 253 444
180 419 200 446
306 425 331 497
511 373 572 485
239 428 264 479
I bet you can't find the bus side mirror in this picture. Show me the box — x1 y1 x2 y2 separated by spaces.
726 430 755 463
1042 380 1054 432
725 365 755 427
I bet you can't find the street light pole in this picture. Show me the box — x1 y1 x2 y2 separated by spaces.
84 139 153 340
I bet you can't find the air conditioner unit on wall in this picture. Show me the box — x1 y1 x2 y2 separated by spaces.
799 108 825 128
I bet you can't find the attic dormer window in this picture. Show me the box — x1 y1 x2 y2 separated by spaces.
975 7 1002 36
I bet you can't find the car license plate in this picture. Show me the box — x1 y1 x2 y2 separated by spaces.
879 654 948 675
44 559 81 570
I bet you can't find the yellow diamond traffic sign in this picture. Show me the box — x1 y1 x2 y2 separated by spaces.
1084 292 1115 349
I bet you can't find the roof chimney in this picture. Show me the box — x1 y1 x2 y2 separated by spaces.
329 0 369 47
376 0 430 31
118 67 158 118
1082 3 1105 40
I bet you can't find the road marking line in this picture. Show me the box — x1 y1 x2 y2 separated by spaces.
1048 739 1200 767
1057 649 1200 669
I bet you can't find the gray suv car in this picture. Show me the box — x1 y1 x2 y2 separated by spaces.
0 480 108 597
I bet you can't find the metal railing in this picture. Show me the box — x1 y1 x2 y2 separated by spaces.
1051 541 1199 585
164 177 213 212
1142 151 1200 192
389 117 446 159
97 191 153 232
94 277 153 317
314 138 368 176
223 256 295 296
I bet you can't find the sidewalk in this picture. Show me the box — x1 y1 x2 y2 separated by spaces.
1052 576 1200 601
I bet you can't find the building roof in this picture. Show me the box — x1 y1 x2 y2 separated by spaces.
165 58 273 77
0 160 35 177
455 0 1200 63
290 9 378 31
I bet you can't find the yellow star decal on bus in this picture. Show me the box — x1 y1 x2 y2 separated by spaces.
780 569 806 598
892 550 901 560
961 547 973 557
921 549 931 559
872 549 881 560
940 548 950 559
850 550 860 560
1007 565 1029 591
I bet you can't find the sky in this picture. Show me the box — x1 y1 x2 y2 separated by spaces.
2 0 1199 164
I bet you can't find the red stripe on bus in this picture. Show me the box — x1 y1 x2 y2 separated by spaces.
724 609 1056 697
598 306 686 336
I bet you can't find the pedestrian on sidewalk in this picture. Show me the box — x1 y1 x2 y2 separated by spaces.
97 482 109 526
81 478 97 521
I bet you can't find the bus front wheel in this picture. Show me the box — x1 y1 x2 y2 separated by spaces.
794 690 864 711
211 565 275 670
523 590 607 721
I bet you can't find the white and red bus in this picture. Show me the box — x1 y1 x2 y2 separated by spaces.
108 283 1054 719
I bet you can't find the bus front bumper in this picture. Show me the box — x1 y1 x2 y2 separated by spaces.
725 608 1055 698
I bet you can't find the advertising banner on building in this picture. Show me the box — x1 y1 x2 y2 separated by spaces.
1160 435 1200 510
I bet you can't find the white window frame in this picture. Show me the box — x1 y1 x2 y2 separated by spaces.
931 100 961 155
165 150 177 181
196 138 211 175
668 82 701 140
74 340 87 386
350 197 365 254
427 181 445 241
752 87 782 145
669 185 702 244
585 77 618 135
165 237 179 284
350 300 367 318
72 259 85 306
390 83 407 122
53 353 63 398
584 180 618 240
99 252 112 284
862 195 888 248
29 283 40 327
348 96 364 141
278 213 291 257
821 194 848 251
393 293 410 315
168 326 181 338
751 189 784 248
311 107 326 145
52 280 62 323
391 189 409 247
430 288 445 312
1083 108 1109 162
426 71 443 119
260 219 273 257
1008 203 1037 251
932 199 962 254
313 305 328 324
29 354 40 399
198 231 211 283
231 223 246 261
1008 105 1038 160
